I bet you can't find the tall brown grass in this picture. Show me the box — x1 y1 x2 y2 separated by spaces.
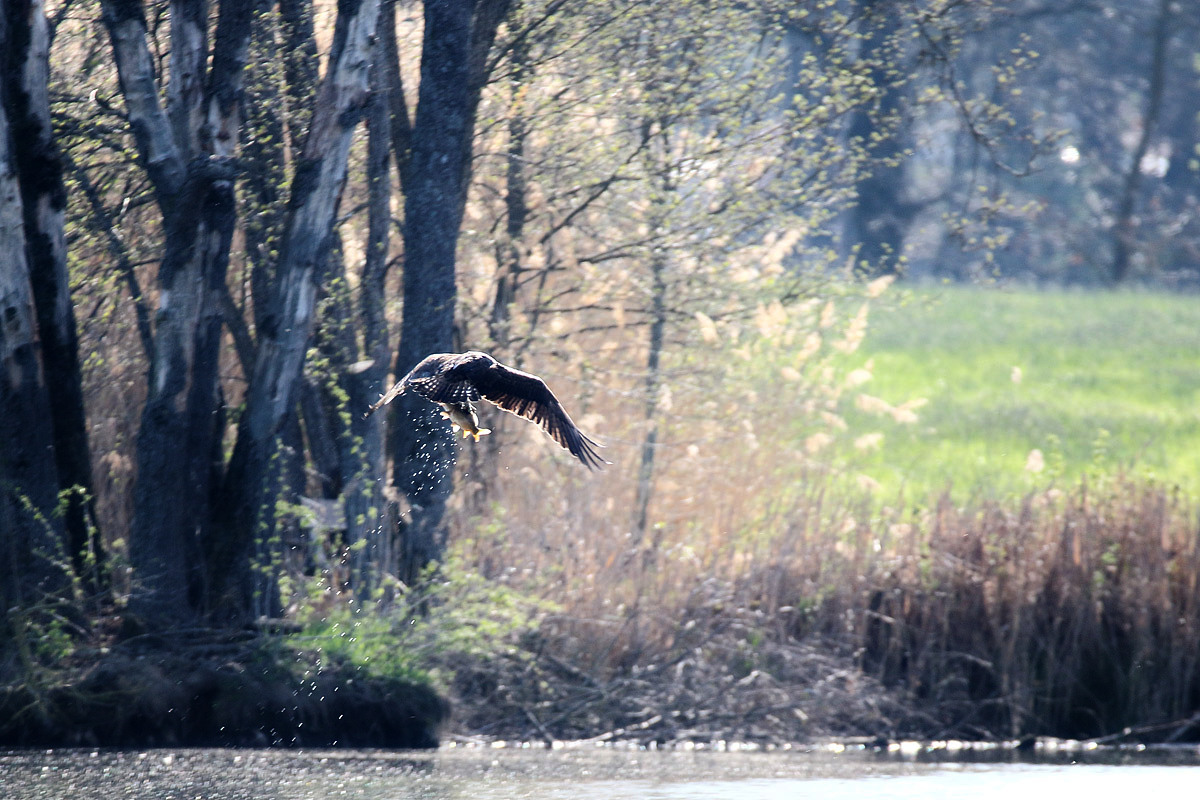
448 401 1200 741
849 479 1200 739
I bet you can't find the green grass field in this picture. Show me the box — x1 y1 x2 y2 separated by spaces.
840 286 1200 499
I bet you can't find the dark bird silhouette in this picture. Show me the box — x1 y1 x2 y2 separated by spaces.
366 351 607 469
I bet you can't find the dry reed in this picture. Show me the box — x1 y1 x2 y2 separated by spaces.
447 415 1200 743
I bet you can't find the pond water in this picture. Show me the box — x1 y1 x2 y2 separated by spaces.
3 742 1199 799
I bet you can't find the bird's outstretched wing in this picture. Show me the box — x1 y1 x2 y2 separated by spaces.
465 359 608 469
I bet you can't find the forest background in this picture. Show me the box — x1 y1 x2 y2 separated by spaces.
2 0 1199 746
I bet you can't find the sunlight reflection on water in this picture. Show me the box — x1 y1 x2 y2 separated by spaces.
504 765 1199 800
2 745 1198 800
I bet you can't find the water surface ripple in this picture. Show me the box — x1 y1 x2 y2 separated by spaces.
3 743 1198 799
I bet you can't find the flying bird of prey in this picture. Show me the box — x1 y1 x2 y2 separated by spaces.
365 351 607 469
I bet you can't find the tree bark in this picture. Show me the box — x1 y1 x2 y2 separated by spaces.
102 0 196 625
167 0 207 157
3 0 101 584
390 0 511 583
216 0 380 621
0 85 72 629
129 157 238 626
100 0 187 201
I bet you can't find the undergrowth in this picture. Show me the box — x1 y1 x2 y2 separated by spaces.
286 552 550 694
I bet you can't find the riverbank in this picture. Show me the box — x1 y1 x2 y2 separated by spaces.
440 628 1200 748
442 629 929 745
0 626 446 749
3 593 1198 750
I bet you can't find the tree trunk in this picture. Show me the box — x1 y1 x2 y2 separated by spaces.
244 0 319 348
1110 0 1171 284
101 0 258 626
391 0 511 583
167 0 207 157
242 5 287 363
129 159 238 626
100 0 187 200
489 33 529 351
379 0 413 195
216 0 380 622
344 51 393 594
0 88 72 634
314 233 389 595
296 374 338 497
632 142 672 543
840 0 911 276
3 0 100 585
632 248 666 542
279 0 320 139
